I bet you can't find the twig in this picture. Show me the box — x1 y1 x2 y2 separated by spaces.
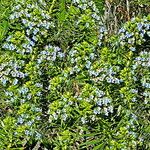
126 0 130 20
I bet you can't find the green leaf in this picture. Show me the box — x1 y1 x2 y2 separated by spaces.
79 139 100 147
93 143 105 150
0 21 8 41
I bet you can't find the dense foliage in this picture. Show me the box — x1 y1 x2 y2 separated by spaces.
0 0 150 149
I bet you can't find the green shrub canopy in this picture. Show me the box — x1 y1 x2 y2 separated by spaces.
0 0 150 149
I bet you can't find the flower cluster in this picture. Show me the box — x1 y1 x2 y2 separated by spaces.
37 44 65 64
118 17 150 52
2 0 54 55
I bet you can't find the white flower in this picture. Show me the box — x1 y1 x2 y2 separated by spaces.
26 29 30 35
58 52 65 58
130 47 136 51
62 114 67 121
91 115 95 121
20 99 25 103
18 117 24 124
33 28 39 35
15 4 21 10
35 132 41 139
37 92 42 96
108 105 113 113
27 94 32 100
104 107 108 116
35 83 43 88
9 14 15 20
53 113 58 120
88 1 93 6
1 78 7 85
85 61 91 69
25 130 31 136
26 13 31 18
72 0 80 4
36 116 41 120
27 121 33 126
81 117 86 124
32 36 38 41
97 100 102 106
30 41 35 46
93 107 101 115
13 78 18 85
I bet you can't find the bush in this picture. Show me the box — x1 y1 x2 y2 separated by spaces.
0 0 149 149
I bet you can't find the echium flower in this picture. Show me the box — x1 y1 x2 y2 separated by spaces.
35 132 42 140
104 107 108 116
108 105 113 113
0 77 7 86
13 78 18 85
25 130 32 136
17 117 24 124
93 107 101 115
97 99 102 106
81 117 87 124
137 23 143 31
129 47 136 51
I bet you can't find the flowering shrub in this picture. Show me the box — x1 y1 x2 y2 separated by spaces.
0 0 150 149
